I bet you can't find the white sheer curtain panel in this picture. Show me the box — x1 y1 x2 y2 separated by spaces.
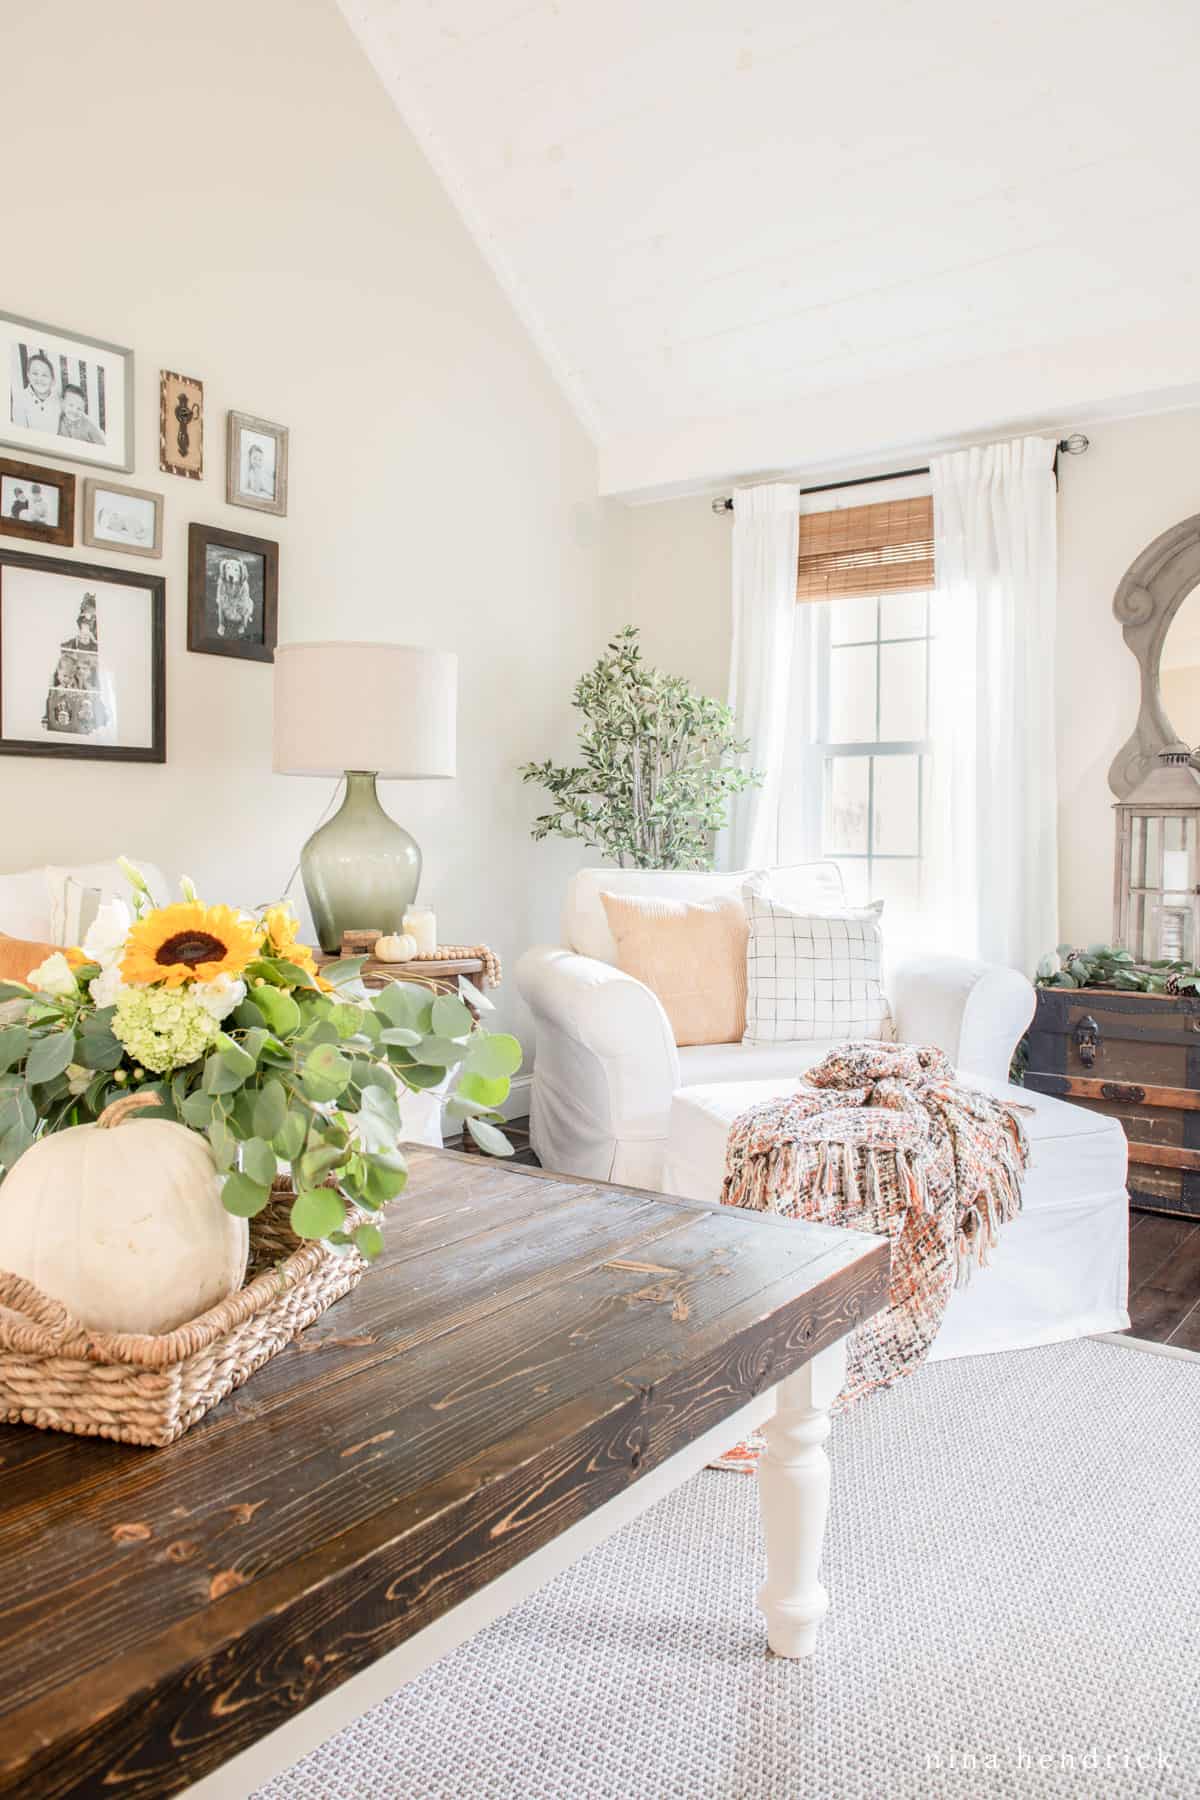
928 435 1059 973
719 482 801 870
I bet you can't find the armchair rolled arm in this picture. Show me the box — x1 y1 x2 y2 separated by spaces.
889 953 1035 1083
516 947 680 1178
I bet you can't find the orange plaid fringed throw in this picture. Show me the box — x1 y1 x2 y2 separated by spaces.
712 1043 1029 1472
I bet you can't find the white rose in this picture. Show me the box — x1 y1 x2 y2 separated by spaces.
81 896 132 969
28 952 79 999
192 974 247 1021
89 964 127 1009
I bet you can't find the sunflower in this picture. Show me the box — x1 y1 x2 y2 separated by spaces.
121 902 263 989
261 904 331 989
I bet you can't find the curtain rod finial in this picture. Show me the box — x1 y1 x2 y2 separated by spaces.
1059 433 1089 455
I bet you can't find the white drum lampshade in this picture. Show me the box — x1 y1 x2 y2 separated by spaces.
273 642 457 951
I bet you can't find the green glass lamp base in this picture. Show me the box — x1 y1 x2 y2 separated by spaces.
300 771 421 953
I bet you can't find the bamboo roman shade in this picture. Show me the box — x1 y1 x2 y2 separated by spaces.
795 496 935 602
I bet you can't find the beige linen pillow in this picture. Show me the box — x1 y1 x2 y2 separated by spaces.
599 891 749 1047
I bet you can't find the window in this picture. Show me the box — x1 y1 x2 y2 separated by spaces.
819 589 932 911
779 490 935 925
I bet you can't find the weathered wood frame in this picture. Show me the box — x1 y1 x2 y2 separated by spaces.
1109 513 1200 798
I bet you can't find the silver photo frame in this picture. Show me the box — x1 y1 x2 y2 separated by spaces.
82 478 164 560
226 410 288 517
0 311 134 473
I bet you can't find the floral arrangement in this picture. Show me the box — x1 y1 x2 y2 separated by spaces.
0 861 519 1258
1036 943 1200 996
520 626 761 870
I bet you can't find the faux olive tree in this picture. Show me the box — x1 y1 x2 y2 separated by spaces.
520 627 761 870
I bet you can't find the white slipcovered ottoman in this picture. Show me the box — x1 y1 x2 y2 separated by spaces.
661 1074 1130 1359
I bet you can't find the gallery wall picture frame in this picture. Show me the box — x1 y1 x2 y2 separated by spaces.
0 457 75 548
187 522 278 664
160 370 204 480
0 548 165 763
226 410 288 517
0 310 134 474
81 478 163 560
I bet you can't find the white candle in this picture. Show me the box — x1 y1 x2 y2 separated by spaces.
403 906 437 955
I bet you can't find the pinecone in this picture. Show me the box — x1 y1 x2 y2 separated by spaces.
1166 973 1181 996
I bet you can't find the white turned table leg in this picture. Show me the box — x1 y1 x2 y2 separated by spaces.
757 1336 848 1658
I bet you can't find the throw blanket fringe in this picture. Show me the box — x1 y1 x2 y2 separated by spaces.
713 1043 1029 1471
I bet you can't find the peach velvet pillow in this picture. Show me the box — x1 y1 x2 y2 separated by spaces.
599 892 748 1046
0 933 59 983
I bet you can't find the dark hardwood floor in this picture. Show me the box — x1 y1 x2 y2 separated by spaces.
495 1120 1200 1349
1127 1211 1200 1348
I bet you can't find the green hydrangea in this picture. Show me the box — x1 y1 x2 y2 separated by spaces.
112 986 219 1074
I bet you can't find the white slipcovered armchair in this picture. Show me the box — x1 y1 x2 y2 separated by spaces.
517 865 1036 1188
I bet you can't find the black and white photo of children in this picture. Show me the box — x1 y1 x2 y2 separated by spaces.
1 313 132 471
1 476 60 528
9 344 106 446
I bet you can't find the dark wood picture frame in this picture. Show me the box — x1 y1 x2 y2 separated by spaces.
187 522 278 663
0 456 75 547
0 547 165 763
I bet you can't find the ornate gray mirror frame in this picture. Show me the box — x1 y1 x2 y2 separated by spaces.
1109 512 1200 798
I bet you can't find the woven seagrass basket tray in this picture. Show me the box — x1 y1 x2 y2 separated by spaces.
0 1181 367 1448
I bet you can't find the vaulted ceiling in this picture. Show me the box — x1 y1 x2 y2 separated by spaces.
340 0 1200 495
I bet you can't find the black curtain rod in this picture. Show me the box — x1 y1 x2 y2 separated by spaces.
710 435 1088 512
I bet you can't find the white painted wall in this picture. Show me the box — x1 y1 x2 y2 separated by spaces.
0 0 618 1052
618 406 1200 952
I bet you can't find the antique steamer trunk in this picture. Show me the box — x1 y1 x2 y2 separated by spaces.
1026 986 1200 1218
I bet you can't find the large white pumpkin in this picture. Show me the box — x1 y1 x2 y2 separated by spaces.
0 1095 248 1336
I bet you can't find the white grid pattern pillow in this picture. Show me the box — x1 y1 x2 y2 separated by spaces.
742 887 892 1044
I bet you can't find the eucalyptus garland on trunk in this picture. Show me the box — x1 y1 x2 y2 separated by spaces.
520 626 761 870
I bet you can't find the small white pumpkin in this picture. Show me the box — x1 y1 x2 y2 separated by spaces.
374 932 418 963
0 1094 248 1336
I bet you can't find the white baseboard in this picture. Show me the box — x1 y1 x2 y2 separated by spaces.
498 1074 532 1122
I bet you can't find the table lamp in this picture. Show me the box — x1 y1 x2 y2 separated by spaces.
273 641 457 952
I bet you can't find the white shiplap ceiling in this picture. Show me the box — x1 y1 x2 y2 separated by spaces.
340 0 1200 494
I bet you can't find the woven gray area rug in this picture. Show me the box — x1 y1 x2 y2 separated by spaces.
257 1339 1200 1800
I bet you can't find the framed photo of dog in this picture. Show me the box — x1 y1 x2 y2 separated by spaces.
187 522 278 663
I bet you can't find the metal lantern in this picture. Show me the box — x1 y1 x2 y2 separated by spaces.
1113 746 1200 962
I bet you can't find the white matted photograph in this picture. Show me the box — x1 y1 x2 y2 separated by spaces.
0 549 164 761
0 312 134 472
226 410 288 516
82 478 163 559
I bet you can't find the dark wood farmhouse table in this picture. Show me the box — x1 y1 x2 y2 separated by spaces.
0 1148 888 1800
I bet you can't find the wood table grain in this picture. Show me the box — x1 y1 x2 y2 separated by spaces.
0 1148 888 1800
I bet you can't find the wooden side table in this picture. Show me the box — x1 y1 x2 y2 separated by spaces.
322 953 491 1010
314 950 501 1152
